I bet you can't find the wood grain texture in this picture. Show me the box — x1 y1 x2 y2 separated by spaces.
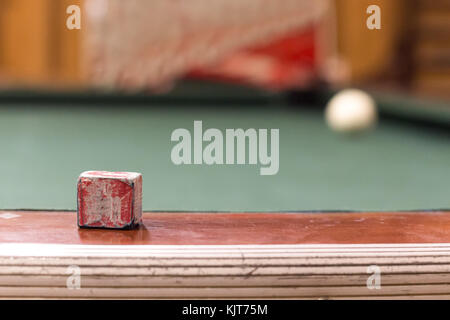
0 0 53 83
1 243 450 298
335 0 407 81
1 210 450 245
1 210 450 299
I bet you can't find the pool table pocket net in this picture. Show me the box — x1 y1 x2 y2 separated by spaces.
83 0 337 90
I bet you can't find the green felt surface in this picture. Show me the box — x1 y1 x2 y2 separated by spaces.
0 86 449 211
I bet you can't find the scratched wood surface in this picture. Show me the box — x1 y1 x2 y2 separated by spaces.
2 211 450 299
2 243 450 298
1 210 450 245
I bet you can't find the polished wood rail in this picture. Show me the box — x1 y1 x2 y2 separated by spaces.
0 210 450 245
1 210 450 299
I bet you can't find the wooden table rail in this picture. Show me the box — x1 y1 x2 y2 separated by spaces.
1 210 450 299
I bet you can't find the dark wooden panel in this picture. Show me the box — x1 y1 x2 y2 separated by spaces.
0 210 450 245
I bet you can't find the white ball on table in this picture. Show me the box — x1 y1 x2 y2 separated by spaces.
325 89 378 133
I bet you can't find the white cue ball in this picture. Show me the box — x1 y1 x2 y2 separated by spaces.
325 89 378 133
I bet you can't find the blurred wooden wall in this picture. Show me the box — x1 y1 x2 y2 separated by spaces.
335 0 408 83
0 0 417 90
0 0 81 87
413 0 450 96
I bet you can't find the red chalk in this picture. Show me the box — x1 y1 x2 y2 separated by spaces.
77 171 143 229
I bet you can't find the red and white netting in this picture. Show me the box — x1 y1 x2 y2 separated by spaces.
83 0 336 90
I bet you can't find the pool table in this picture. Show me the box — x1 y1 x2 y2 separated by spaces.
0 81 449 299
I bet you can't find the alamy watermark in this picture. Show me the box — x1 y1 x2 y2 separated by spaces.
66 265 81 290
171 121 279 176
366 265 381 290
66 5 81 30
366 5 381 30
66 4 381 31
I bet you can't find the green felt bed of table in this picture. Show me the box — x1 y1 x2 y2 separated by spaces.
0 82 449 211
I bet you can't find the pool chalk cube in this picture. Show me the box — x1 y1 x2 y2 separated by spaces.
77 171 142 229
